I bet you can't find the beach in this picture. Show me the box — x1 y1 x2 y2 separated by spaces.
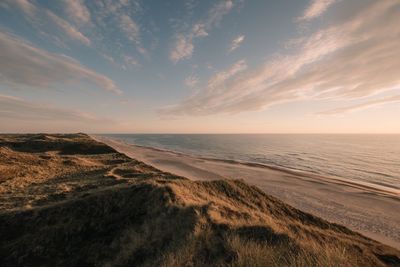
1 133 399 266
95 135 400 249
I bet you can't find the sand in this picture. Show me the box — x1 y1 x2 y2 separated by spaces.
94 135 400 249
2 133 400 266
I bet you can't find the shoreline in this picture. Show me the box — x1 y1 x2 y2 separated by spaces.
3 133 399 266
95 135 400 197
94 135 400 249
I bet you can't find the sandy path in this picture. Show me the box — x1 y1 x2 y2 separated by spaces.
94 135 400 249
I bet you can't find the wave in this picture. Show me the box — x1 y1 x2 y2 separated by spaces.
98 135 400 197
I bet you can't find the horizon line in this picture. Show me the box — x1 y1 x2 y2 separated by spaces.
2 132 400 135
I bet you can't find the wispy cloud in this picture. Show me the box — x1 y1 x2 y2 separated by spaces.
162 0 400 116
170 34 195 63
184 74 199 88
208 59 247 88
63 0 91 25
229 35 245 53
1 0 36 16
1 0 148 67
0 31 121 94
162 59 247 115
1 0 91 46
170 0 235 63
317 95 400 115
298 0 336 22
122 55 140 70
206 0 234 28
123 55 139 66
46 10 91 46
0 94 111 123
192 23 208 38
0 94 117 132
120 15 140 43
92 0 147 58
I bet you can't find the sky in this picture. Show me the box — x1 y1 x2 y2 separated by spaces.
0 0 399 133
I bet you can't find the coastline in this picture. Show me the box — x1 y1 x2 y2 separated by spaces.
3 133 399 266
93 135 400 249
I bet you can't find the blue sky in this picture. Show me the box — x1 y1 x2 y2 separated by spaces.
0 0 399 133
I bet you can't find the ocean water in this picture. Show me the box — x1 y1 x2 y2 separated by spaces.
103 134 400 192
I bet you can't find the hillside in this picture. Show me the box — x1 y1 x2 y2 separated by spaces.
0 134 399 266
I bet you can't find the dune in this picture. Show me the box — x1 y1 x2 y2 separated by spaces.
94 135 400 250
0 134 399 266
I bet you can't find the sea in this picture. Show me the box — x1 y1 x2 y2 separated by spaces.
102 134 400 192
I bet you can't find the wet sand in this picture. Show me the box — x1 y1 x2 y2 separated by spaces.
94 135 400 249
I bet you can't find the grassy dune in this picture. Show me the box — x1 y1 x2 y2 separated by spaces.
0 134 399 266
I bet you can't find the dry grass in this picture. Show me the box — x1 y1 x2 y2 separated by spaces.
0 134 399 266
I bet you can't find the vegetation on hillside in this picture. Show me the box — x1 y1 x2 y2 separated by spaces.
0 134 399 266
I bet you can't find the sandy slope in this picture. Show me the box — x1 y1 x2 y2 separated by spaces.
95 135 400 249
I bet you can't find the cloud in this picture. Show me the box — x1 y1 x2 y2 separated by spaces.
1 0 91 47
229 35 245 53
2 0 149 64
122 55 140 70
317 95 400 115
298 0 336 22
1 0 36 16
119 14 148 56
162 60 247 115
208 59 247 87
0 31 121 94
169 0 234 63
91 0 146 55
120 14 140 44
162 0 400 116
0 94 118 132
170 34 194 63
123 55 139 66
46 10 91 46
94 0 132 17
206 0 234 27
63 0 91 25
184 74 199 88
0 94 111 123
192 23 208 38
